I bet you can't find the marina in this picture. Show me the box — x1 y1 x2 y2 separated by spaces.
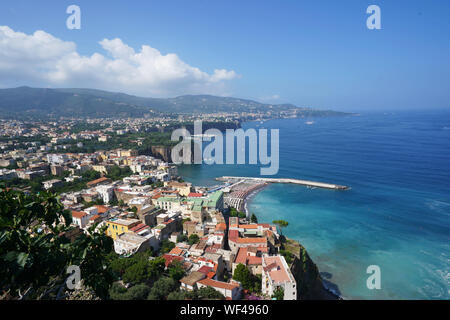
216 176 350 190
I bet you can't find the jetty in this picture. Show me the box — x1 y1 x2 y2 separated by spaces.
216 176 350 190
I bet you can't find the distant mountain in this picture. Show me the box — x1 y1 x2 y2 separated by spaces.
0 86 349 119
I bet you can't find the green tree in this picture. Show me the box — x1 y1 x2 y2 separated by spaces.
238 211 246 219
109 282 150 300
126 283 151 300
232 263 261 293
176 234 188 243
167 290 186 300
108 282 128 300
279 249 294 264
272 220 289 236
272 286 284 300
168 260 185 281
187 286 225 300
120 254 164 284
250 213 258 223
232 263 253 290
147 277 178 300
160 240 175 254
188 234 200 245
0 187 114 299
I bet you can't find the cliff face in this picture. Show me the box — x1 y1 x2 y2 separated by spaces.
151 146 171 162
285 238 340 300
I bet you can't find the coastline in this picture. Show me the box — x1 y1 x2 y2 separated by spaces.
243 185 343 300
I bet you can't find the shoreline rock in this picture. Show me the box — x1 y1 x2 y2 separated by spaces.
284 237 342 300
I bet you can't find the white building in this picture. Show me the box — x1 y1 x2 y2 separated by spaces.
95 185 114 204
197 278 241 300
261 255 297 300
113 232 158 255
71 211 90 229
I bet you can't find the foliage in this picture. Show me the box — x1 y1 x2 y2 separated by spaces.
250 213 258 223
167 260 186 281
120 254 165 285
229 207 246 219
279 249 294 264
167 290 186 300
187 286 225 300
147 277 178 300
160 239 175 254
106 165 132 181
176 233 188 243
272 286 284 300
0 188 114 299
109 283 150 300
272 219 289 235
232 263 261 293
188 234 200 245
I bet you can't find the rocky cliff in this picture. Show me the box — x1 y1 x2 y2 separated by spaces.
284 238 341 300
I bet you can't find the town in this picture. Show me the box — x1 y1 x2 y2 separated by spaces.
0 115 300 301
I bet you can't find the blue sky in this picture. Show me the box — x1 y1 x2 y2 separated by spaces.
0 0 449 111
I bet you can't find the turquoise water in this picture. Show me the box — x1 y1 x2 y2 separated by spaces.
178 111 450 299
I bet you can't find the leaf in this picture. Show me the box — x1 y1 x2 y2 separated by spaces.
3 251 29 268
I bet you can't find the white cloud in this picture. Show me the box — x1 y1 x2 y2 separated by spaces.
0 26 239 97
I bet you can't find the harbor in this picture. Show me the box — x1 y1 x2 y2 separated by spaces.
216 176 350 190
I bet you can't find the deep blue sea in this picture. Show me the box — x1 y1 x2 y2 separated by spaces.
178 110 450 299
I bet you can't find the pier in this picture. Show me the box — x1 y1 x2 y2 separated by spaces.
216 176 350 190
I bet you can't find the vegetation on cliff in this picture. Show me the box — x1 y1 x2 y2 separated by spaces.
281 237 340 300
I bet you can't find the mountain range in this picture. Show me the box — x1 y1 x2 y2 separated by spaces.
0 86 349 119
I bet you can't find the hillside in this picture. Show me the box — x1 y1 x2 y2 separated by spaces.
0 86 350 119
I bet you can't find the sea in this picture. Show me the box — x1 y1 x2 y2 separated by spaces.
178 110 450 300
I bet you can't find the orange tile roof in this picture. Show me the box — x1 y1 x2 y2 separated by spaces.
239 224 258 229
95 205 109 214
215 223 227 231
235 237 267 244
198 278 239 291
263 256 291 283
169 246 184 256
86 176 111 186
247 256 262 265
72 211 87 219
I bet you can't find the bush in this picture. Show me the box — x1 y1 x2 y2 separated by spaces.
272 286 284 300
188 234 200 245
109 283 150 300
168 260 186 281
176 234 188 243
232 263 261 293
160 239 175 254
167 290 186 300
147 277 178 300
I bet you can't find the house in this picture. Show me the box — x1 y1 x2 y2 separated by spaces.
86 176 112 188
105 218 141 239
232 247 264 276
114 232 153 255
180 271 206 291
197 278 242 300
71 210 90 229
261 255 297 300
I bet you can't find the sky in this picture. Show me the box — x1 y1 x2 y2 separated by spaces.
0 0 449 112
